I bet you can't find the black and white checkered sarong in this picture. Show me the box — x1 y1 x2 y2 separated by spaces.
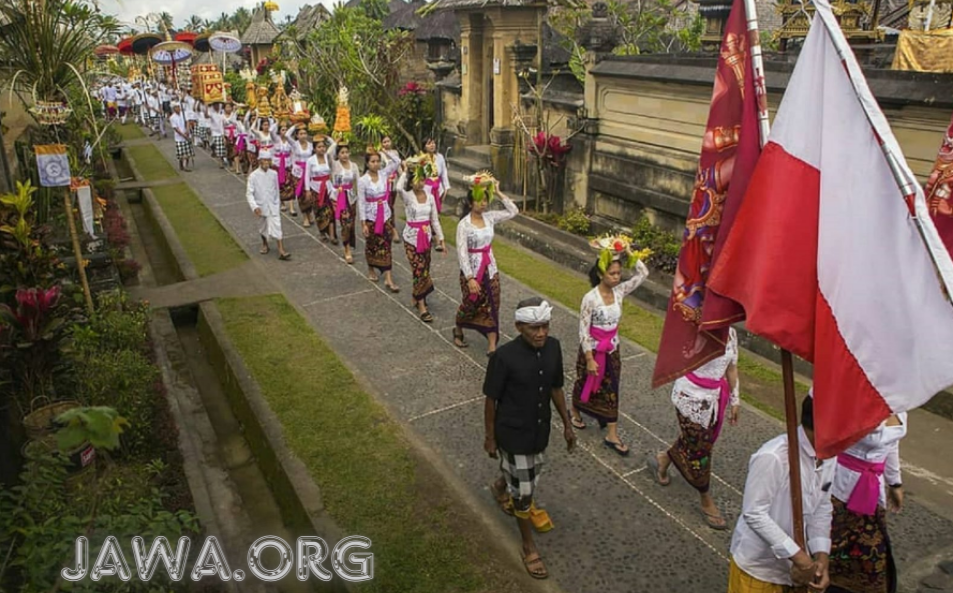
211 135 227 159
175 140 194 159
498 448 544 512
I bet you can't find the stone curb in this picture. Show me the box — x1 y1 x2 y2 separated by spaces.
124 146 349 591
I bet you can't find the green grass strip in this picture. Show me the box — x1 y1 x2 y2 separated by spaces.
126 144 176 181
216 294 496 593
441 216 806 418
152 183 248 277
115 123 145 141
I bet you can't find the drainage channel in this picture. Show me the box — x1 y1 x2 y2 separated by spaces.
116 177 318 592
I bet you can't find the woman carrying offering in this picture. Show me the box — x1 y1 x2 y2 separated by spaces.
274 121 296 215
398 155 445 322
380 135 402 243
358 148 400 292
305 135 335 240
570 236 650 457
453 172 517 355
331 142 360 264
423 137 450 228
288 125 314 226
649 327 740 529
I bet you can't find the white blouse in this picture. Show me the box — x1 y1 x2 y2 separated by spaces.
381 149 401 179
357 173 391 223
578 260 649 354
671 328 740 428
832 413 906 508
434 153 450 193
332 161 360 205
397 172 444 245
456 197 518 279
290 140 313 178
304 154 332 192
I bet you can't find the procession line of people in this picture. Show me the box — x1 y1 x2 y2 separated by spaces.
108 76 909 591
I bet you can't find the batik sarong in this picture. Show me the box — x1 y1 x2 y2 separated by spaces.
404 241 434 302
455 272 501 335
571 346 622 425
667 410 718 493
829 497 895 593
365 222 394 272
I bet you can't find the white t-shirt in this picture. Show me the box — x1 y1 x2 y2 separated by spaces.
170 113 189 143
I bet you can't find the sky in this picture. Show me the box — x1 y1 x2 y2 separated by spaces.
98 0 336 31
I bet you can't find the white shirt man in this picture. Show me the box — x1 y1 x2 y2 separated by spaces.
729 396 835 592
169 105 193 171
246 150 290 260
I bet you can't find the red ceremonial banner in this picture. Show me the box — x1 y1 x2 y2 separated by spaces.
651 0 763 387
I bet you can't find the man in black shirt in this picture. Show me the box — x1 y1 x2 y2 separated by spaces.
483 296 575 580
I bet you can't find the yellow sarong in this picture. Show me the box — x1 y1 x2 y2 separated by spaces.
727 559 792 593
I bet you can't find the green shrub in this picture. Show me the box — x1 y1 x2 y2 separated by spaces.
557 207 592 236
631 214 682 274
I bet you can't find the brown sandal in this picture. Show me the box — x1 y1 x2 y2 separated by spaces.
521 552 548 580
452 327 468 348
490 482 514 516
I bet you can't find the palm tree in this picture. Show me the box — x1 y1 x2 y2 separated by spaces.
185 14 203 31
233 7 252 33
202 18 214 31
158 11 174 33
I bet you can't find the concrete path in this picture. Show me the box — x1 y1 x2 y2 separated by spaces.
131 260 277 309
138 130 953 593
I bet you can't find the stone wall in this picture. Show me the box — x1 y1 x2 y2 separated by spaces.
570 54 953 231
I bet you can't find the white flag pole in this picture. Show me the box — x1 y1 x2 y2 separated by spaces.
743 0 771 148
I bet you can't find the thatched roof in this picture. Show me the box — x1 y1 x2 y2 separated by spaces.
345 0 460 40
284 3 331 40
241 6 281 45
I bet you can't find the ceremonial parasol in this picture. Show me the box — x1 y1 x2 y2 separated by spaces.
193 33 211 53
131 32 162 56
175 31 198 45
94 44 119 57
117 37 134 56
209 33 242 100
150 40 193 89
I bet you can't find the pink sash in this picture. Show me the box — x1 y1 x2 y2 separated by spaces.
294 161 308 198
310 174 330 207
836 454 886 516
580 327 618 403
277 153 288 185
469 245 491 284
236 135 246 152
367 193 387 235
225 124 236 141
407 220 431 253
334 183 353 220
425 178 442 213
685 372 731 443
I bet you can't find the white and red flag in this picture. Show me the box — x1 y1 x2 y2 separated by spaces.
708 0 953 458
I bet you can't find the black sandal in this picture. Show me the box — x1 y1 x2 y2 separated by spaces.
420 311 434 323
604 438 630 457
452 328 468 348
570 417 586 430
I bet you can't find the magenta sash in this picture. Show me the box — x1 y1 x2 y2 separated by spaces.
469 245 491 284
425 178 442 213
236 135 246 152
836 454 886 516
225 124 236 141
367 193 387 235
310 174 330 207
277 153 288 185
334 183 353 220
580 327 618 403
685 372 731 443
294 161 308 198
407 220 431 253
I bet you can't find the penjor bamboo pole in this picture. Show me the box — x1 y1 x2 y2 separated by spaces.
63 187 94 315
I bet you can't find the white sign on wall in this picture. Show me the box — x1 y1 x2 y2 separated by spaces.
493 58 501 75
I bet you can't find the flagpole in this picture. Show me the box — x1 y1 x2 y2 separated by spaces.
744 0 808 557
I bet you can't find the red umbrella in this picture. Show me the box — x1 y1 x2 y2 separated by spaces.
117 37 134 56
175 31 197 45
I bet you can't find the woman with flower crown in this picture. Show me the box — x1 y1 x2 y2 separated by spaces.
397 154 445 321
570 237 650 456
453 172 518 355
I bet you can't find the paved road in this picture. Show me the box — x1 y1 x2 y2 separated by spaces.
139 134 953 593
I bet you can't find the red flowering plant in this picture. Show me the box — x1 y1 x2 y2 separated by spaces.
526 131 573 213
0 285 73 414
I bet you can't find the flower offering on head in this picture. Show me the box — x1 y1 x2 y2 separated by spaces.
405 154 429 184
463 170 497 204
589 233 652 274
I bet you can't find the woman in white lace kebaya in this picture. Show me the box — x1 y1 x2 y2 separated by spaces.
570 245 649 456
397 156 445 322
828 413 906 593
453 173 518 355
650 327 740 529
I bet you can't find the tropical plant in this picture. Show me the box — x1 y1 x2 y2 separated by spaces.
296 7 420 150
0 180 61 294
55 406 128 451
184 14 204 31
356 114 390 149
